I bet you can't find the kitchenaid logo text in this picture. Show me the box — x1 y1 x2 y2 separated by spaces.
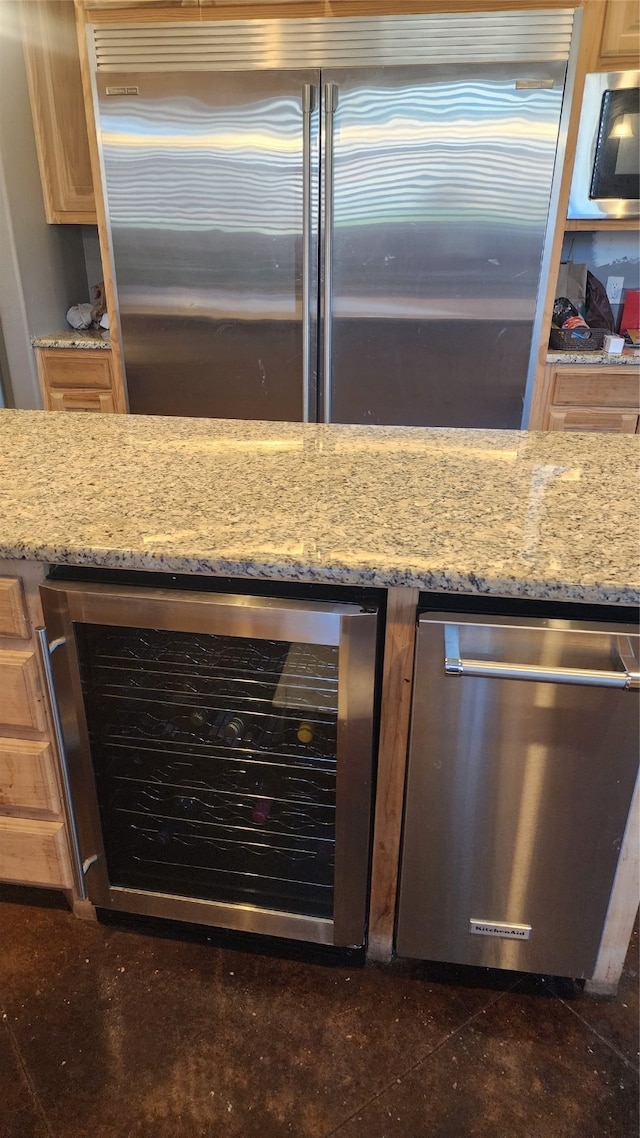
470 920 531 940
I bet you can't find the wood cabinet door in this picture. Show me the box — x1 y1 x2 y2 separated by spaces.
0 650 48 734
0 740 62 817
21 0 96 223
0 579 29 640
599 0 640 67
38 349 113 391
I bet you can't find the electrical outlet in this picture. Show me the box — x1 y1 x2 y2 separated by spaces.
606 276 624 304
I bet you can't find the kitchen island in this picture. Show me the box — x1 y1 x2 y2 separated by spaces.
0 410 638 992
0 409 638 602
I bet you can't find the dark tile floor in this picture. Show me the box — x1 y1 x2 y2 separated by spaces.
1 885 637 1138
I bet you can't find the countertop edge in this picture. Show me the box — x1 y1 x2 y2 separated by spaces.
2 546 638 608
32 332 111 350
545 349 640 366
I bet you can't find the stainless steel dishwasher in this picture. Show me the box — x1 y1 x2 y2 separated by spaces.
396 611 639 978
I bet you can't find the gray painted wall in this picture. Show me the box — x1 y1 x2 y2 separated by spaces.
0 0 89 407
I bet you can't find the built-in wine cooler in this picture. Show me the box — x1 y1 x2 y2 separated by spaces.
40 576 380 947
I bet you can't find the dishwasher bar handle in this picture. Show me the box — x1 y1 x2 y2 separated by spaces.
443 625 640 690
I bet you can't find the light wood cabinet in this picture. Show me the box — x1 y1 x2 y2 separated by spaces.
0 579 29 640
0 563 75 893
529 363 640 432
547 407 639 432
528 0 638 435
0 818 72 889
39 349 113 390
21 0 96 224
597 0 640 70
35 346 120 413
0 650 49 734
49 388 117 413
83 0 199 8
0 740 62 818
551 368 640 409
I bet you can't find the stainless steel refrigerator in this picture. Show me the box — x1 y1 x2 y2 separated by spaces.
89 11 575 427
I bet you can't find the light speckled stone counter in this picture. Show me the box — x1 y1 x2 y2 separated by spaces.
546 348 640 366
32 331 111 350
0 409 638 605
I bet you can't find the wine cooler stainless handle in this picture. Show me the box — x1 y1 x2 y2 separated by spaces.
36 628 88 899
322 82 338 424
302 83 315 423
443 625 640 690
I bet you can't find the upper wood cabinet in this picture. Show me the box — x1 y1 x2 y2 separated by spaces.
596 0 640 69
22 0 96 224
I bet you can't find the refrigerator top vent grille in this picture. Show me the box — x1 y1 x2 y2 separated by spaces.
92 12 575 71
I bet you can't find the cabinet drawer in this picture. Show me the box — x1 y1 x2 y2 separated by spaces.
41 350 112 390
0 577 28 639
0 817 72 888
49 389 116 414
0 739 61 816
0 650 48 733
548 409 639 434
552 370 640 409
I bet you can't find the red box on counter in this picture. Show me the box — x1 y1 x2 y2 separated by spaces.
619 289 640 336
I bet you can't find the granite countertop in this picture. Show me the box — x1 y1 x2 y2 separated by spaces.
0 409 638 605
34 335 639 365
546 347 640 365
32 330 111 350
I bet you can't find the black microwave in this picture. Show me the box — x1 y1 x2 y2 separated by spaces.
568 71 639 221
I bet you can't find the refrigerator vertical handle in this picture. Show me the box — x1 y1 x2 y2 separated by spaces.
302 83 315 423
322 82 338 424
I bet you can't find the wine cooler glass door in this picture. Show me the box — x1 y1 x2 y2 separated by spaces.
40 582 379 947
